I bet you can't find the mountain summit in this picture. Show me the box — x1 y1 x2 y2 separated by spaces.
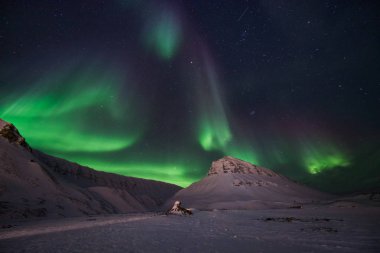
166 156 332 210
0 119 31 151
208 156 278 177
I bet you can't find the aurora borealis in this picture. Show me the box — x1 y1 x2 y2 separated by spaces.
143 5 182 60
0 61 142 153
1 0 379 192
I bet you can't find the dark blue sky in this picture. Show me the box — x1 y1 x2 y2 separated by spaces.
1 0 379 192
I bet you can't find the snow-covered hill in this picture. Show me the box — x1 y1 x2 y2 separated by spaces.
0 119 181 221
166 156 332 210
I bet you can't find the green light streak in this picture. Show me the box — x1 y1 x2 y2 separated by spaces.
198 116 232 151
305 154 350 174
3 120 136 152
196 52 232 151
193 51 261 167
302 141 350 174
143 8 182 59
224 143 259 165
73 158 196 187
0 63 141 153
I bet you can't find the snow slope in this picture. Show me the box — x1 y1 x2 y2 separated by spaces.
166 156 332 210
0 119 181 221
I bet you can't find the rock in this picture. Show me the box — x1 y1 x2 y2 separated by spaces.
0 119 31 151
207 156 277 177
166 201 192 215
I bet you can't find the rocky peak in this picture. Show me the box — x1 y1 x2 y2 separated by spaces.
207 156 278 177
0 119 31 151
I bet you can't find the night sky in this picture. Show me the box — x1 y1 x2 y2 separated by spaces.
1 0 379 192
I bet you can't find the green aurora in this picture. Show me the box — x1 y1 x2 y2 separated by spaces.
143 7 182 60
0 60 198 187
0 63 142 153
302 142 350 174
195 51 232 152
72 158 197 187
1 0 378 194
195 51 260 165
0 2 358 190
0 59 351 188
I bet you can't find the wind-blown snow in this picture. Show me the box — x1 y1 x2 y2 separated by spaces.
0 207 379 253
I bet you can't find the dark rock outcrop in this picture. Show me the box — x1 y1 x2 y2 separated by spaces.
0 119 31 151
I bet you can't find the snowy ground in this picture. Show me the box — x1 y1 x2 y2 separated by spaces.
1 206 379 253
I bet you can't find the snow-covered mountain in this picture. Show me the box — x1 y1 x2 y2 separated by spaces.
0 119 181 221
166 156 332 210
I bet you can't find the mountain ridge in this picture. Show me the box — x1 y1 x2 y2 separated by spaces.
0 119 181 221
